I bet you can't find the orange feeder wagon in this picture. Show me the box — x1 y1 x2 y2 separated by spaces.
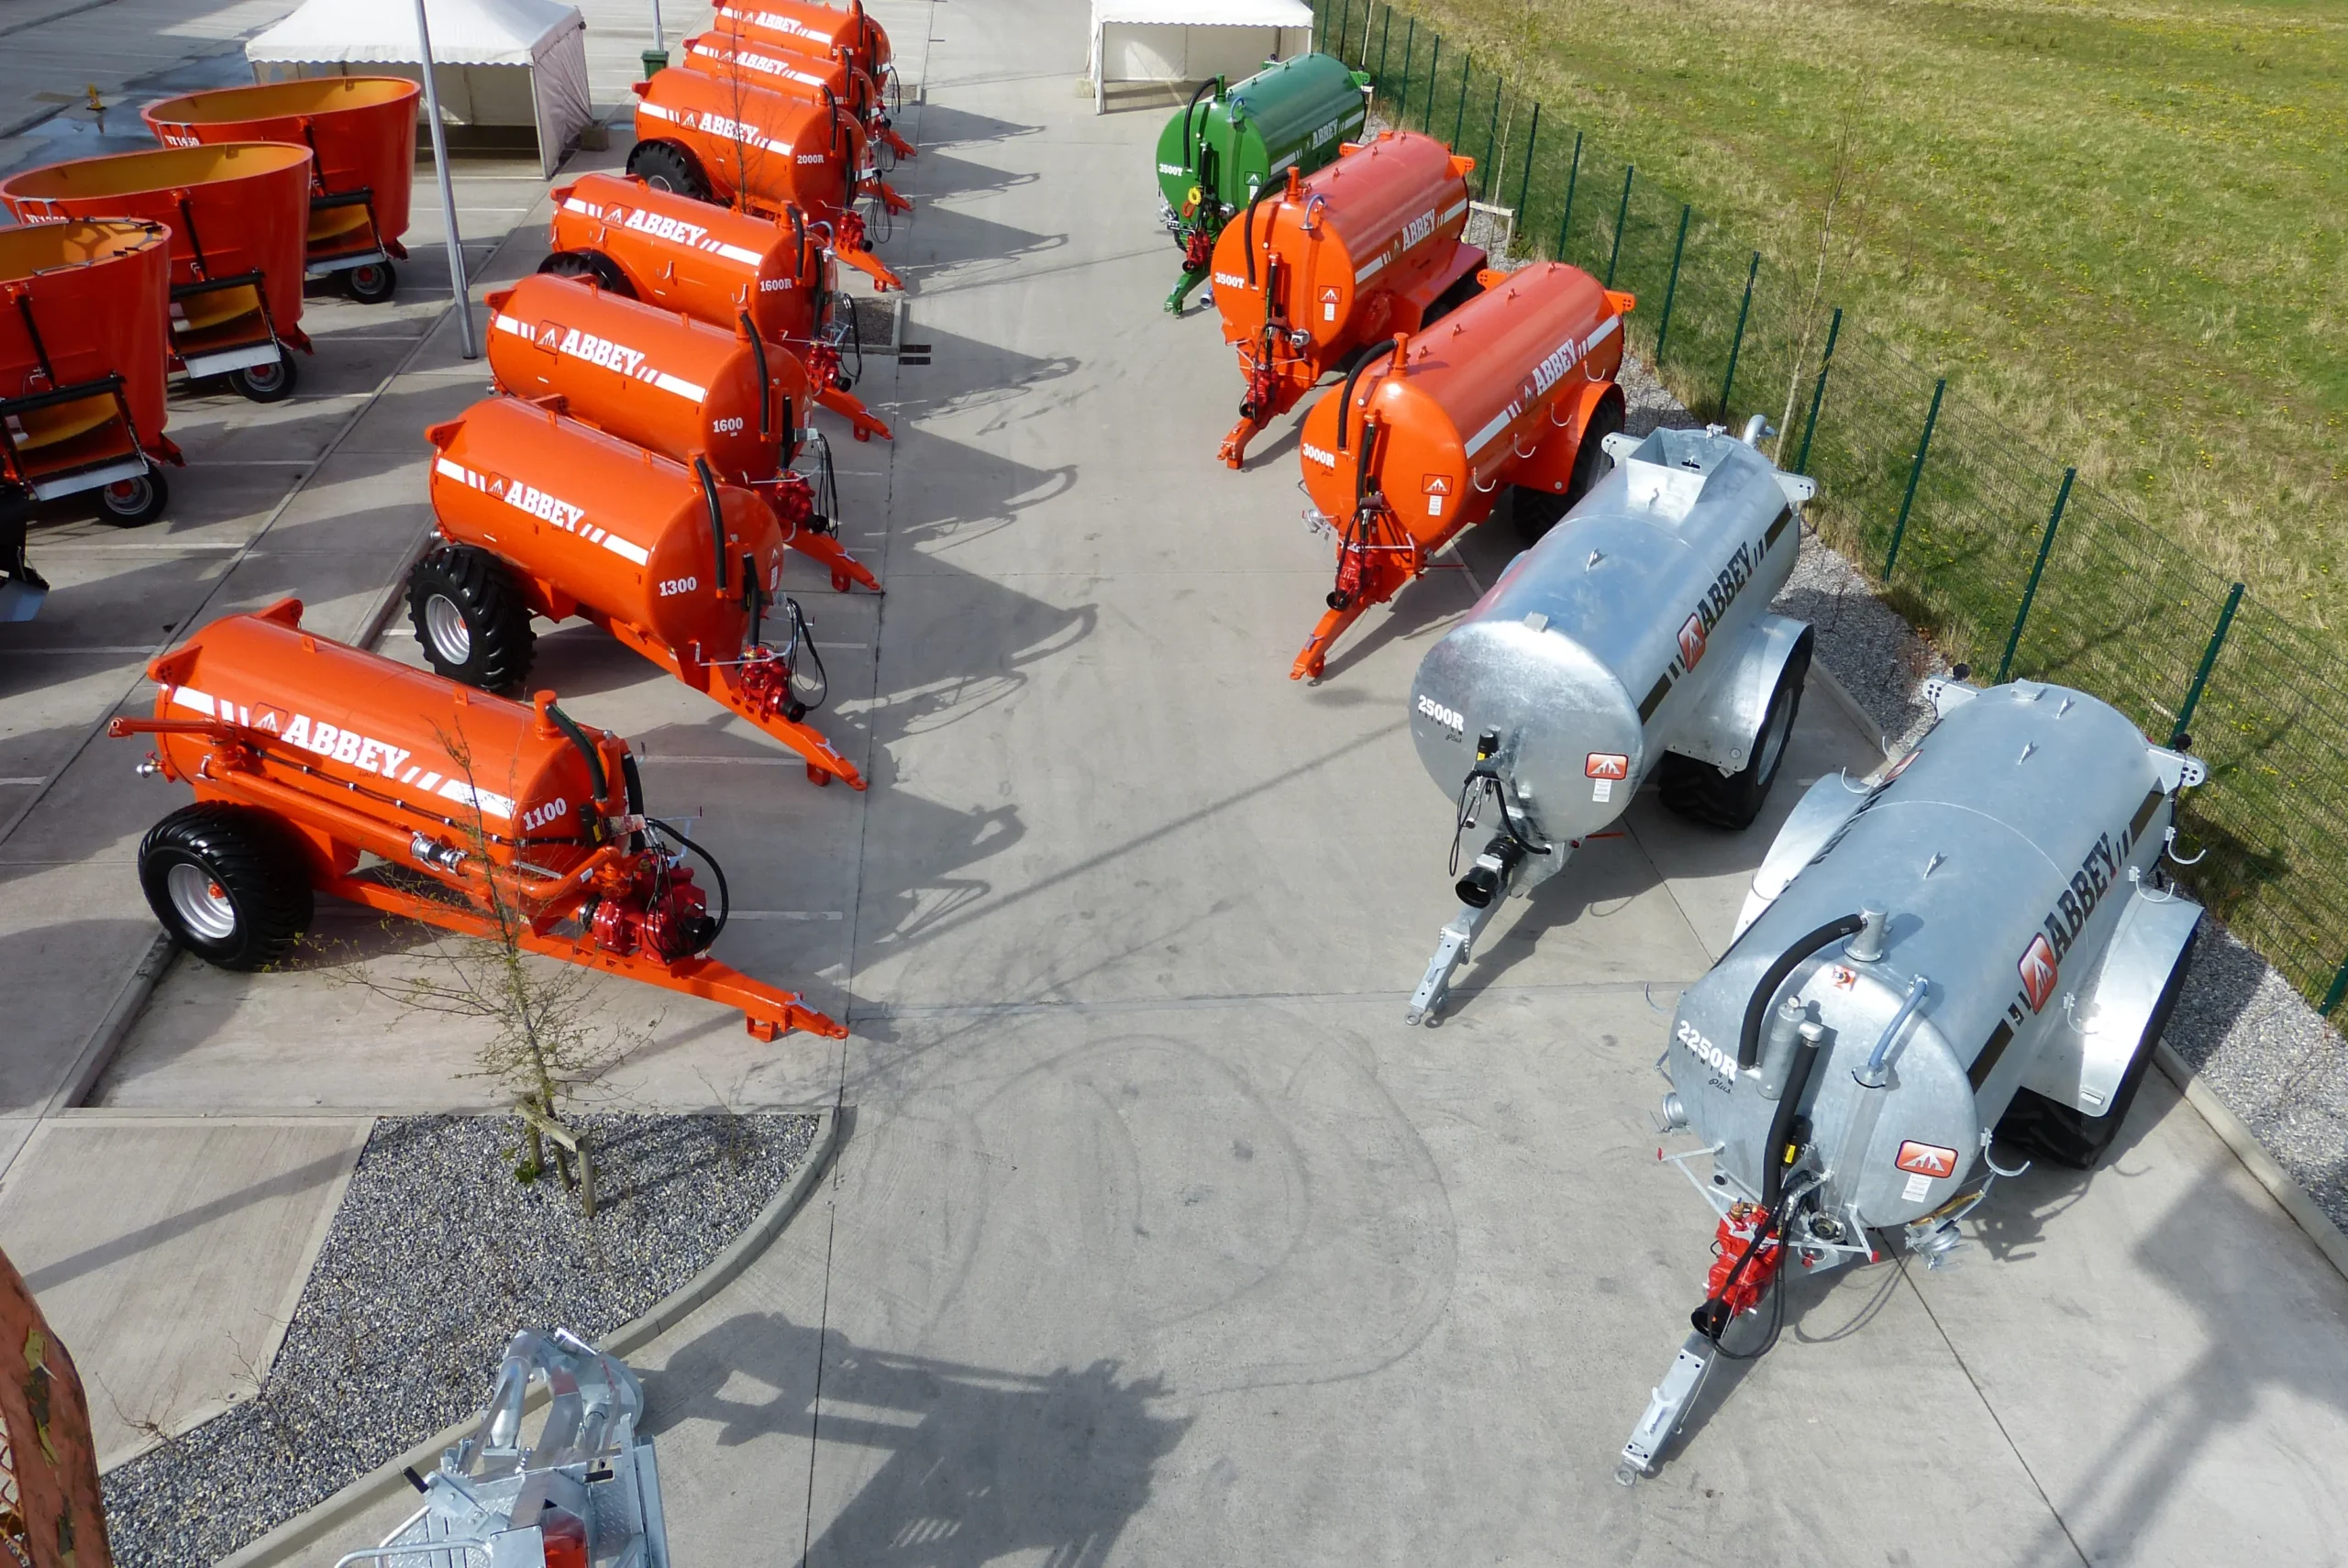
541 172 890 442
1213 129 1485 468
108 600 843 1041
0 142 313 403
0 219 181 573
483 272 878 592
681 30 914 164
417 394 863 789
142 77 420 304
1290 262 1634 681
627 65 907 290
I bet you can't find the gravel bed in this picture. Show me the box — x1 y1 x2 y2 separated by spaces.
100 1112 821 1568
1620 348 2348 1237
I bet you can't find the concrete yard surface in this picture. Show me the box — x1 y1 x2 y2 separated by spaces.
0 1116 369 1470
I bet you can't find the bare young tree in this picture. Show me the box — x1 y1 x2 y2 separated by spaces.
1777 83 1878 465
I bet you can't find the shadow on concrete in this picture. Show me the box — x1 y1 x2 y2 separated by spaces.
885 326 1081 430
905 104 1045 151
648 1309 1188 1568
19 1147 352 1294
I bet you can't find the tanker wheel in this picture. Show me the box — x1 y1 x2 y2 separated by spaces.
537 250 636 297
1997 927 2198 1169
1657 633 1811 831
233 350 299 403
342 260 397 304
406 544 537 691
96 469 169 528
1509 485 1572 547
627 141 708 202
1564 395 1625 507
138 802 314 971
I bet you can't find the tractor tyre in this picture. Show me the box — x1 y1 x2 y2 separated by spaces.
1658 632 1811 831
1997 926 2198 1169
537 250 636 297
1508 484 1572 547
406 543 537 691
233 349 299 403
96 469 169 527
1564 394 1626 508
342 260 398 304
626 140 708 202
138 802 313 970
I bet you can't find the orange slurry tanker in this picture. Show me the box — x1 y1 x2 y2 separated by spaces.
1213 130 1485 469
1290 262 1634 681
681 30 914 164
713 0 895 93
627 66 907 290
540 172 889 443
108 600 845 1041
484 272 878 592
416 395 864 790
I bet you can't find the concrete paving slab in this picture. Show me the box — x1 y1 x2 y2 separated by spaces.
0 1115 368 1468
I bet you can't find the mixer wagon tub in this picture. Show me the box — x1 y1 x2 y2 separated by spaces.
1401 418 1816 1025
143 76 421 304
0 142 315 403
108 599 846 1041
1621 676 2206 1479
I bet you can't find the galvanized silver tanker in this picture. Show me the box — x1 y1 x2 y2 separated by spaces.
1404 417 1816 1023
1620 676 2206 1482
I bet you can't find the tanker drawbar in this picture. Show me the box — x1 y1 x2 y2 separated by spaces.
1619 676 2206 1482
108 600 846 1041
1402 418 1816 1024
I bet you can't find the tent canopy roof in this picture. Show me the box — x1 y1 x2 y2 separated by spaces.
247 0 584 66
1091 0 1312 28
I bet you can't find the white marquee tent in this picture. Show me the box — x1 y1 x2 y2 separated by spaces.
246 0 593 177
1089 0 1314 113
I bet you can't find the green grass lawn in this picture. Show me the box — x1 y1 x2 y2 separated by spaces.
1374 0 2345 616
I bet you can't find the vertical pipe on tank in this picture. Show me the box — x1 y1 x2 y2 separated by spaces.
414 0 478 360
1653 204 1691 363
1996 466 2074 683
2170 580 2244 748
1554 130 1582 263
1603 164 1634 288
1792 305 1843 476
1880 377 1945 582
1717 250 1760 420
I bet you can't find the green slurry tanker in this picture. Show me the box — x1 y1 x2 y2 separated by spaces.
1156 52 1368 314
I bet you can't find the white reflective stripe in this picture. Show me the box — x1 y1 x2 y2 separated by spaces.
172 686 216 717
493 314 529 337
437 777 516 821
1440 199 1469 224
650 370 709 402
561 197 594 215
714 241 767 266
603 535 651 566
1358 251 1389 279
638 101 678 122
433 458 478 486
1584 315 1621 354
1467 408 1513 455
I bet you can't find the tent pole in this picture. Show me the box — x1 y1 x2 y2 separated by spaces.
650 0 665 54
413 0 478 360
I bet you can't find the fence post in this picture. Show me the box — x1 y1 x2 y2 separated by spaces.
1792 305 1842 475
2322 955 2348 1016
1450 53 1472 148
1652 204 1692 363
1603 164 1634 287
1375 6 1392 82
2169 580 2244 747
1421 37 1438 132
1995 467 2075 683
1717 250 1759 418
1881 376 1945 581
1333 0 1348 62
1554 129 1582 262
1479 80 1503 198
1512 103 1541 215
1396 20 1413 121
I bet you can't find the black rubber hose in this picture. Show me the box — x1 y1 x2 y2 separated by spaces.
1736 912 1865 1069
1240 181 1280 287
648 815 728 948
618 751 646 853
540 701 609 805
693 456 727 592
1758 1025 1825 1210
1180 76 1215 174
1336 340 1399 455
740 312 770 436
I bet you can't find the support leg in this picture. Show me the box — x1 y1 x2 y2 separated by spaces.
1618 1332 1716 1485
1166 267 1210 316
1218 410 1268 469
1290 599 1371 681
870 181 913 215
716 673 869 790
816 385 893 443
1405 899 1500 1025
836 248 904 291
882 125 917 160
782 523 881 593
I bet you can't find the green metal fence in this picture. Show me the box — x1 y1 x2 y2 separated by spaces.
1312 0 2348 1015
